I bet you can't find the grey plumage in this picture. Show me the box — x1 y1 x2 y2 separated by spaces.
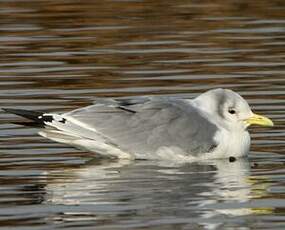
62 96 218 158
5 88 270 160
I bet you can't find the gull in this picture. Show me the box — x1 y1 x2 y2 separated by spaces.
3 88 273 161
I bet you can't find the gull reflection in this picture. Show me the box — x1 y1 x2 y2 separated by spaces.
198 158 253 229
44 157 254 228
45 159 133 205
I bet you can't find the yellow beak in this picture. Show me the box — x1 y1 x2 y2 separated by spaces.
244 113 274 127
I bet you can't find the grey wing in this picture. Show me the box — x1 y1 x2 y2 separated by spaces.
63 97 219 157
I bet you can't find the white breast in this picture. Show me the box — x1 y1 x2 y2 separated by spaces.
199 128 251 160
218 129 250 158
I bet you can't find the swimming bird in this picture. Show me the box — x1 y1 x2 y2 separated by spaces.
3 88 273 161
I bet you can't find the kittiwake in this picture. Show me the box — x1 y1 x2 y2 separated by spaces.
3 88 274 161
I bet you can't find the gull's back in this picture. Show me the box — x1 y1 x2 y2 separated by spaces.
44 96 219 159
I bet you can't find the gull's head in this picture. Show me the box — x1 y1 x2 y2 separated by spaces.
194 88 274 130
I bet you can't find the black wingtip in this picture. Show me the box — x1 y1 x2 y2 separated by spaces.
12 121 45 128
2 108 43 121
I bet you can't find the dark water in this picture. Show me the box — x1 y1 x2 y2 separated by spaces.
0 0 285 229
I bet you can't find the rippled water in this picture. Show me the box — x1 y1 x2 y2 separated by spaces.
0 0 285 229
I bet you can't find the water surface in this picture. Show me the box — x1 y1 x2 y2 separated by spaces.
0 0 285 229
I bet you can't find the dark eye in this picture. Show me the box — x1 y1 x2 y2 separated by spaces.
228 108 236 114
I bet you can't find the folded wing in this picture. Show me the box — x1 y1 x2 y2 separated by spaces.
58 97 219 158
